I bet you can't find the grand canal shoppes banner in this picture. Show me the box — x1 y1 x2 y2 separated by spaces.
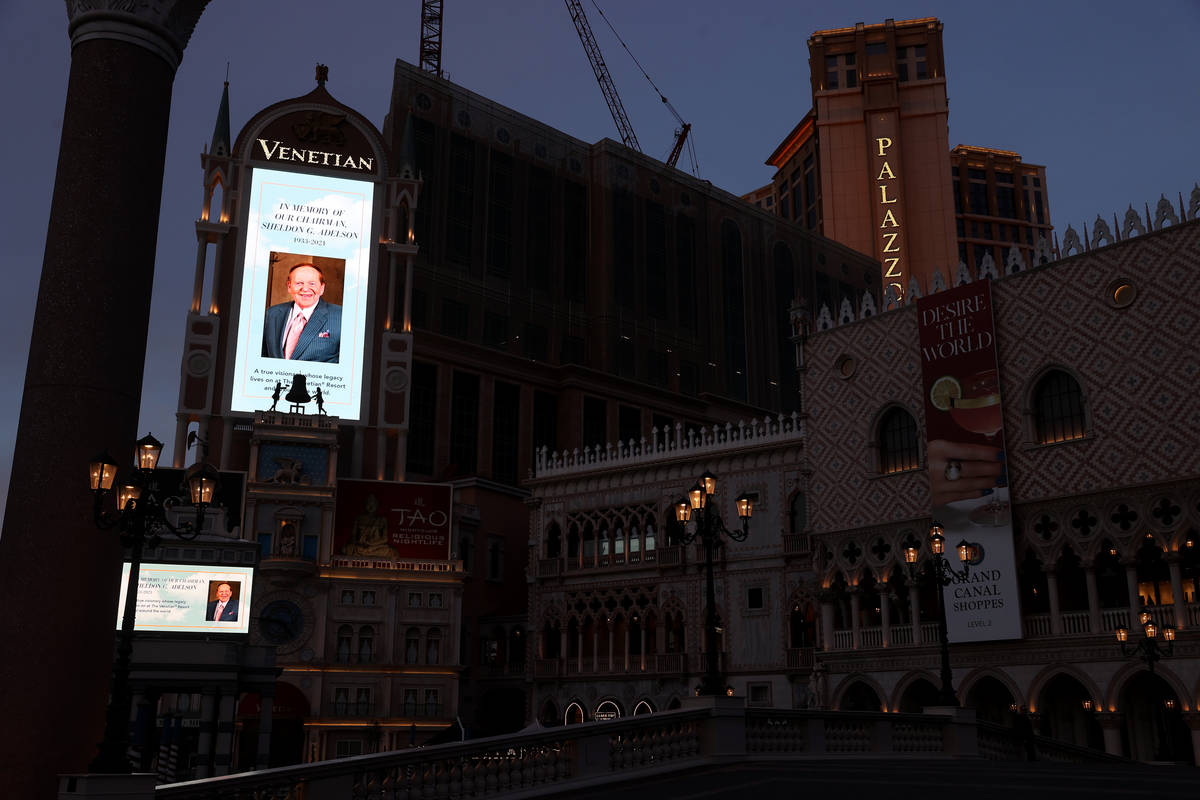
918 282 1022 642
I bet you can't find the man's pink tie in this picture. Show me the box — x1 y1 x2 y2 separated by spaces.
284 315 306 359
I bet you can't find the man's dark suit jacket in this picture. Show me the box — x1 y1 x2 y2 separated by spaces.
205 598 239 622
261 299 342 363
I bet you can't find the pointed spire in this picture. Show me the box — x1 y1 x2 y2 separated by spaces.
398 107 418 180
210 77 231 158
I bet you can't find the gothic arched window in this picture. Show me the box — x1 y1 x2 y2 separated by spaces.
878 407 919 473
1033 370 1086 443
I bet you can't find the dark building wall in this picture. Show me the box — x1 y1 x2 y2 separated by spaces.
386 60 879 487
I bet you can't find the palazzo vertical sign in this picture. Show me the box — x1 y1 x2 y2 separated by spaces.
918 281 1022 642
874 135 906 301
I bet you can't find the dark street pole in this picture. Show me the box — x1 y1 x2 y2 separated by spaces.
674 474 756 697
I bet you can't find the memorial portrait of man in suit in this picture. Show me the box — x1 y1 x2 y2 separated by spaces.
205 581 240 622
262 261 342 363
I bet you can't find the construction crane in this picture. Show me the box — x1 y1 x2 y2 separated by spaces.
419 0 444 77
564 0 696 172
564 0 640 153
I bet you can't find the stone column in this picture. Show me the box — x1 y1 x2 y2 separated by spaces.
1124 561 1141 627
0 4 209 798
1168 556 1186 629
219 418 234 470
849 588 862 649
353 425 365 479
880 586 892 647
909 584 922 644
1096 712 1125 757
1084 564 1102 633
820 601 835 652
1046 568 1062 635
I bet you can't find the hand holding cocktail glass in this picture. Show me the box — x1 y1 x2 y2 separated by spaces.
928 439 1005 507
928 370 1007 513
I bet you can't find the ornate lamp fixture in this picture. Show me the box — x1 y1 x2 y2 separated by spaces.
673 471 756 696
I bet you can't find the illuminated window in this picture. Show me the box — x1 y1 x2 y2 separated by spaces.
1034 371 1086 443
879 407 920 473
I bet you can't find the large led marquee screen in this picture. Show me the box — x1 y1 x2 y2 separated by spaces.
116 563 256 635
229 167 374 421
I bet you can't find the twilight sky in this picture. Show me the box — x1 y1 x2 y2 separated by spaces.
1 1 1197 523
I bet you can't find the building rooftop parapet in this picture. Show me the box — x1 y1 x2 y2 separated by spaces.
531 413 804 480
324 557 464 574
816 188 1200 331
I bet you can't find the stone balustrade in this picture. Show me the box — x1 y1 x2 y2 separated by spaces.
149 700 1124 800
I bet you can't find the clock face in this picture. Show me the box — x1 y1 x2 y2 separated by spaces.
260 600 304 645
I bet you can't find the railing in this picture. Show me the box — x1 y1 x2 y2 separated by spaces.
1060 611 1090 634
1144 605 1176 627
157 705 1125 800
324 702 376 717
483 662 526 678
1024 614 1051 637
656 652 688 673
533 413 804 478
783 533 810 555
829 622 937 651
860 626 882 648
822 605 1200 653
327 556 463 573
543 548 664 576
534 659 560 679
1100 608 1130 631
399 702 445 719
656 545 683 567
786 647 814 670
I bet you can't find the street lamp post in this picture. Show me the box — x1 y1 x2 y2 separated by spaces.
673 471 757 696
1115 608 1175 673
903 522 977 707
87 434 221 774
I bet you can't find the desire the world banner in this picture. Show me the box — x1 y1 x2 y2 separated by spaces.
917 281 1022 642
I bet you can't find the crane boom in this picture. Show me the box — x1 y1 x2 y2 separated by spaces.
564 0 641 153
666 122 690 169
419 0 444 77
